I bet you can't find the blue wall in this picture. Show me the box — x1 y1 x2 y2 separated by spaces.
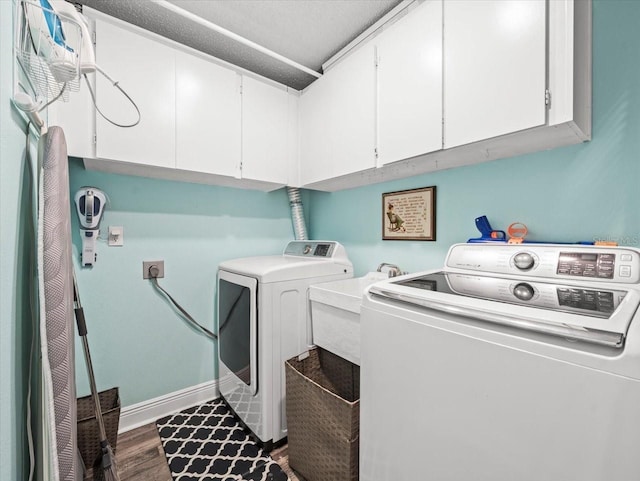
1 2 35 479
309 0 640 276
69 160 298 405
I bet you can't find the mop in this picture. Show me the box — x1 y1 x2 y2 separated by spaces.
72 271 120 481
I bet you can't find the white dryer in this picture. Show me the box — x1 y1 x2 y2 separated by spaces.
217 241 353 449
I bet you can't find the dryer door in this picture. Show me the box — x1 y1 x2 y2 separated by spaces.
218 270 258 395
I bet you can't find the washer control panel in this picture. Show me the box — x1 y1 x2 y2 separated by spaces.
557 252 615 279
446 244 640 284
513 252 536 271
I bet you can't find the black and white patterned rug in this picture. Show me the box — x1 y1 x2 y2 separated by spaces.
156 399 289 481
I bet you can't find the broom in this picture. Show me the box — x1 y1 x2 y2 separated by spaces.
72 271 121 481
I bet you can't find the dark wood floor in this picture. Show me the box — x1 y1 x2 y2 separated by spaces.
84 422 304 481
270 443 305 481
114 423 173 481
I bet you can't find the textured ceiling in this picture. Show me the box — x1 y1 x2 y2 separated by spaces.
77 0 403 90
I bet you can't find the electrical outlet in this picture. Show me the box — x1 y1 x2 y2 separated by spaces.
108 226 124 246
143 260 164 279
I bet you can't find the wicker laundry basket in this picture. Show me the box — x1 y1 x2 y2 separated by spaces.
286 348 360 481
77 387 121 470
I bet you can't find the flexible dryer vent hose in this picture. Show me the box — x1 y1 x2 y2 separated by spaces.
287 187 308 241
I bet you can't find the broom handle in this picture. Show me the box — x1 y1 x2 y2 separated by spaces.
81 335 109 442
73 272 109 443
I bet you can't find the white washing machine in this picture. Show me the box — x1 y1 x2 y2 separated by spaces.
361 243 640 481
217 240 353 449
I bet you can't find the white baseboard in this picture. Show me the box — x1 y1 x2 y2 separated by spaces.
118 380 219 434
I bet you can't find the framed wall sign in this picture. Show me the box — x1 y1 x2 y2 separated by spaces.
382 186 436 241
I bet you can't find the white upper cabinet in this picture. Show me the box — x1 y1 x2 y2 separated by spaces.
175 51 241 178
299 42 376 186
299 73 333 186
376 0 443 165
94 19 176 168
443 0 547 148
297 0 589 192
241 76 290 184
73 10 293 191
46 74 94 159
329 43 376 179
52 2 588 192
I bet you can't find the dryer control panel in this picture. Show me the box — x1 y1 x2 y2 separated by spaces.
446 244 640 284
285 241 341 258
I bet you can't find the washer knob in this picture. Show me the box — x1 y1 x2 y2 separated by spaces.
513 252 535 270
513 283 535 301
303 244 312 255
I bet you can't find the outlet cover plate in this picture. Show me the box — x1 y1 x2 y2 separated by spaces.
108 226 124 246
143 261 164 279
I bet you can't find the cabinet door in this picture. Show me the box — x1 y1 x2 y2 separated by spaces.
94 20 175 168
328 42 376 179
47 75 95 159
299 74 333 185
175 52 241 177
299 43 376 186
444 0 546 148
376 0 443 165
241 76 289 184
